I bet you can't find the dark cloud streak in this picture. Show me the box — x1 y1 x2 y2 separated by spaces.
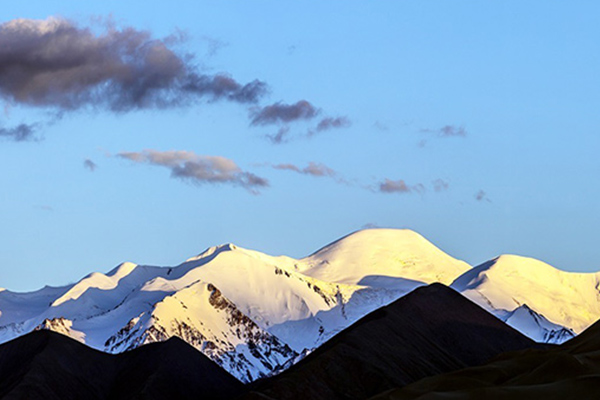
420 124 467 138
84 159 97 171
0 123 39 141
250 100 319 126
475 190 491 202
315 116 351 132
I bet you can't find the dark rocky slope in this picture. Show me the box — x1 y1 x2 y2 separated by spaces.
242 283 538 400
0 330 243 400
370 314 600 400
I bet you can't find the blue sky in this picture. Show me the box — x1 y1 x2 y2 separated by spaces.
1 1 599 291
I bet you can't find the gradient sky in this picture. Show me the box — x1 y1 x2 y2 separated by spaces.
1 1 599 291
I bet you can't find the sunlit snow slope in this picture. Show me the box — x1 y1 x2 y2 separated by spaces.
299 229 470 287
451 255 600 343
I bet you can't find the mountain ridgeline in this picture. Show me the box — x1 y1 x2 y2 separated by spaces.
0 229 598 384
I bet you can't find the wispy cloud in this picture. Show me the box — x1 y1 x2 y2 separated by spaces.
267 126 291 144
270 161 356 186
0 123 39 142
418 124 467 147
83 159 97 172
420 124 467 137
0 17 267 113
251 101 351 143
432 179 449 192
439 125 466 137
475 190 491 202
373 121 389 131
199 35 228 56
314 116 351 132
273 162 336 178
378 179 425 194
117 150 268 193
250 100 319 126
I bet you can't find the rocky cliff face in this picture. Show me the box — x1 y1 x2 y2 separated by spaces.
104 281 296 382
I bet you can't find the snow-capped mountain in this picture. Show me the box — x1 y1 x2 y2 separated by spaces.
1 229 599 381
0 229 471 382
104 280 296 382
451 254 600 343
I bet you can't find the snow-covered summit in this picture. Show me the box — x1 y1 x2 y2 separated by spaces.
452 254 600 337
300 229 471 287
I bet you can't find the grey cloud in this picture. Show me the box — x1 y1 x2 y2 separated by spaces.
475 190 491 202
84 159 97 171
117 149 268 193
273 162 336 178
263 114 351 144
315 116 351 132
250 100 319 126
199 35 228 56
379 179 425 194
420 124 467 138
267 126 291 144
440 125 466 137
0 17 267 113
0 123 39 141
183 74 267 104
432 179 449 192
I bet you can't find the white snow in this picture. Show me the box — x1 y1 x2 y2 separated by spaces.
451 254 600 341
502 304 575 344
300 229 471 286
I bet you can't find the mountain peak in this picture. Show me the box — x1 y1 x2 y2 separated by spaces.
453 254 600 335
106 261 138 278
307 228 426 256
300 228 470 286
185 243 241 263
